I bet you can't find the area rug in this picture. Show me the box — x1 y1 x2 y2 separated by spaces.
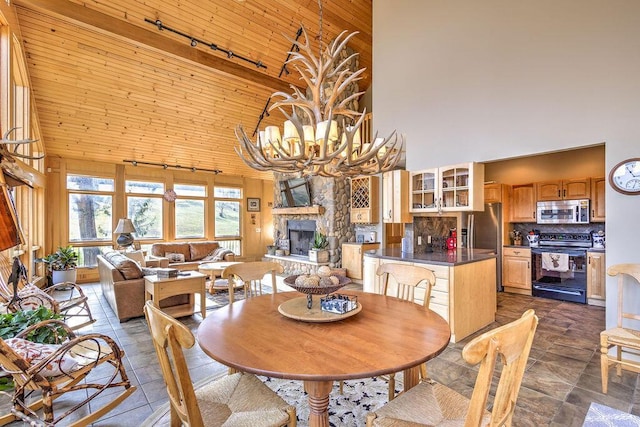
142 373 399 427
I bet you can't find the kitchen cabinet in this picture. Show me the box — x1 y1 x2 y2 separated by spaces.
484 183 504 203
590 177 606 222
410 162 484 213
363 254 496 343
510 184 536 222
350 176 379 224
587 251 606 306
502 247 531 295
342 243 379 281
536 179 590 201
382 170 412 223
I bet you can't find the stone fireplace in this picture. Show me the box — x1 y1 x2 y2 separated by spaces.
269 175 353 274
287 220 316 256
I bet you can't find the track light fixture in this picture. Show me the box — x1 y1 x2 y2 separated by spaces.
123 160 222 174
144 18 266 69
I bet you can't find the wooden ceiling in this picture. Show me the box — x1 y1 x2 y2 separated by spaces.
11 0 372 179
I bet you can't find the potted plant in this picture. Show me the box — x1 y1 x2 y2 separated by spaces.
40 245 79 285
308 231 329 263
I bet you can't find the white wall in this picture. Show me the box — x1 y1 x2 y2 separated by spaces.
373 0 640 328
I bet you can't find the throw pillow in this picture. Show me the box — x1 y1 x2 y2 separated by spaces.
124 250 146 267
165 252 186 263
6 337 80 377
202 248 233 262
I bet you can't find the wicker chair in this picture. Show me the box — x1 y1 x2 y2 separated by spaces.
376 262 437 400
143 301 296 426
0 319 135 426
601 264 640 394
222 261 283 304
366 309 538 427
0 255 95 330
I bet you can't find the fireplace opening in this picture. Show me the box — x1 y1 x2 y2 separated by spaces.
288 220 316 256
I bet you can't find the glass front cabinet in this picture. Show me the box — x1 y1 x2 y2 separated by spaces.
410 162 485 213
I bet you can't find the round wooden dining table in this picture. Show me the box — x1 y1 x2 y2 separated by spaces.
197 291 451 427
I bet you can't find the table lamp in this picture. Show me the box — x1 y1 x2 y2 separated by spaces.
114 218 137 248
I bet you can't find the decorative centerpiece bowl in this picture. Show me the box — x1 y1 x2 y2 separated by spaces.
283 274 351 308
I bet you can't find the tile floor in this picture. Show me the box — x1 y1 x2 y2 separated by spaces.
2 282 638 426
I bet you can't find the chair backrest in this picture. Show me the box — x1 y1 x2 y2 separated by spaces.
143 301 204 427
375 263 436 307
607 264 640 328
222 261 283 292
463 309 538 427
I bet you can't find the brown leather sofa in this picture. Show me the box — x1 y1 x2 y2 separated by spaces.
97 253 190 322
149 241 235 270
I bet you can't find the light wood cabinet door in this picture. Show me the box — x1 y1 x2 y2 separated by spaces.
410 162 484 213
510 184 536 222
350 176 379 224
536 179 590 201
362 255 380 293
587 251 606 305
502 247 531 293
382 170 412 223
563 178 590 200
484 183 503 203
343 243 379 280
591 177 606 222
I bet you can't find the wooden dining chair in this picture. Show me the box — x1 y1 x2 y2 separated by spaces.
376 262 437 400
143 301 296 427
0 319 135 426
366 309 538 427
222 261 283 303
600 264 640 394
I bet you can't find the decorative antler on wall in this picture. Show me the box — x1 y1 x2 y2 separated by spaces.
0 127 44 162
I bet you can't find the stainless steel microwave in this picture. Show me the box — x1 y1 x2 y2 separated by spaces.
536 199 590 224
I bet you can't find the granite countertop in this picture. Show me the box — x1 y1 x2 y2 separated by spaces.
363 248 497 266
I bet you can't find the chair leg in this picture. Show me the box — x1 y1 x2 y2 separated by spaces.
286 405 297 427
419 363 428 381
616 346 623 376
601 342 609 394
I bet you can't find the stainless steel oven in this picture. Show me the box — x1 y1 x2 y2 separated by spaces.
531 233 592 304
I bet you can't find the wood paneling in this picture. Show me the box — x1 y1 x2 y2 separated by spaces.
9 0 372 180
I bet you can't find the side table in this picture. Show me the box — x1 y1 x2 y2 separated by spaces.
198 262 243 295
144 271 207 319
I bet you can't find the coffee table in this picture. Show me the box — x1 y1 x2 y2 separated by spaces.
144 271 206 318
198 261 243 295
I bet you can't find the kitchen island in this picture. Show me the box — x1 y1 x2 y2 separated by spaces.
363 249 497 342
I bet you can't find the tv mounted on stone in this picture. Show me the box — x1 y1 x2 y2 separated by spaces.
280 178 312 207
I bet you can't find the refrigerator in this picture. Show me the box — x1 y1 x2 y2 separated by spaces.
466 203 503 291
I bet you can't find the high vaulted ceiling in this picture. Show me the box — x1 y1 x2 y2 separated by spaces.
11 0 372 179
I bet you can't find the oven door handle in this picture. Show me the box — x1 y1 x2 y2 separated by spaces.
533 285 583 296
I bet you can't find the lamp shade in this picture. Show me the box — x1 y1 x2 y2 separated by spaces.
114 218 136 234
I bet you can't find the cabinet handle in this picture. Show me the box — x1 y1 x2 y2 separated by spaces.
563 189 566 198
388 209 392 218
592 209 595 217
514 251 520 255
557 190 561 197
528 261 530 268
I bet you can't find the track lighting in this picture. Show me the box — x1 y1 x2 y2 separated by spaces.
123 160 222 174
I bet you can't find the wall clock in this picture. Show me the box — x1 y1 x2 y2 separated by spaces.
163 189 177 202
608 158 640 195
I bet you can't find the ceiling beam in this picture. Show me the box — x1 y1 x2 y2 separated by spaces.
12 0 296 94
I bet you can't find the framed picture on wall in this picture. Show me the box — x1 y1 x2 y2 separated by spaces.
247 198 260 212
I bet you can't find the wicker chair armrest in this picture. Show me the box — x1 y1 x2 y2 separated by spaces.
43 282 88 302
15 319 77 342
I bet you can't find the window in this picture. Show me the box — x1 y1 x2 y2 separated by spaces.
125 180 163 239
174 183 205 239
214 186 241 254
67 175 114 268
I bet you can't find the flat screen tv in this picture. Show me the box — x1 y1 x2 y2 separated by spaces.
280 178 312 207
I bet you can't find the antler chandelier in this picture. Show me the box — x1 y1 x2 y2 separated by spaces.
235 2 404 177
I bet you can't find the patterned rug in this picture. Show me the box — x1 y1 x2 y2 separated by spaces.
142 372 398 427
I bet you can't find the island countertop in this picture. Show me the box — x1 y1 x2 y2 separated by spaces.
363 248 496 266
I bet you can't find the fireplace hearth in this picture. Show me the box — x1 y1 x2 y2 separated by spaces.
288 220 316 256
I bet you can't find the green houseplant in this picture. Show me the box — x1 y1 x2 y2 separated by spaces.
308 231 329 263
40 245 79 286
